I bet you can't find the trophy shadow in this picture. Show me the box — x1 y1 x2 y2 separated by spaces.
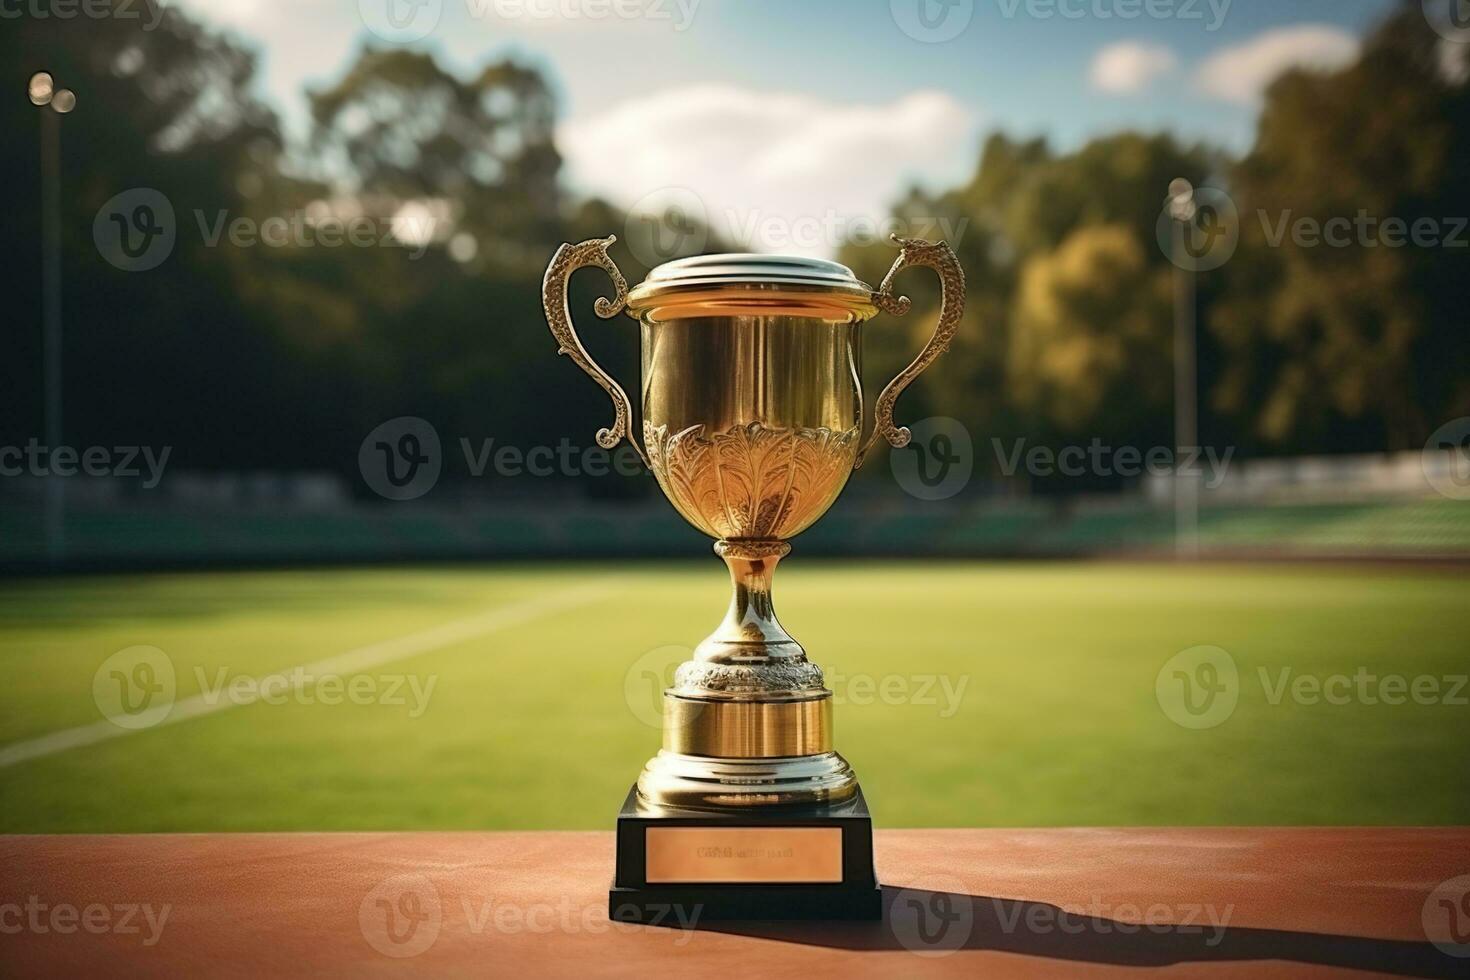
689 887 1456 979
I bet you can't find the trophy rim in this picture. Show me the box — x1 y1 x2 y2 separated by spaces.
642 252 866 282
627 252 878 322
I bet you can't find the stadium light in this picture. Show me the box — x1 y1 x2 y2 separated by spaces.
28 71 54 105
1168 177 1200 560
1167 177 1197 222
31 72 76 566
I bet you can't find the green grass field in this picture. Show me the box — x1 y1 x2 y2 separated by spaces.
0 561 1465 832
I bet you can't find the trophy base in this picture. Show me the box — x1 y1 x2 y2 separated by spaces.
637 749 858 809
610 785 880 922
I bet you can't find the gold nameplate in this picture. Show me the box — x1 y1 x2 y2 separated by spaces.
644 827 843 883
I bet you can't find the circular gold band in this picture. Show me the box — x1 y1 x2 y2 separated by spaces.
628 284 879 325
662 692 832 758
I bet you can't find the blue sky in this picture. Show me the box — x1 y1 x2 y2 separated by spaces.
184 0 1400 255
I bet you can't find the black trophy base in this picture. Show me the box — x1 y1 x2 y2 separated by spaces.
610 785 881 923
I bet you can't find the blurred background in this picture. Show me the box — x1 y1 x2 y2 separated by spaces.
1 0 1467 831
5 0 1469 567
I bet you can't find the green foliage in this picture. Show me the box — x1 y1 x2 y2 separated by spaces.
309 48 562 248
3 6 719 487
1010 224 1173 441
3 4 301 466
841 132 1212 474
844 1 1468 467
7 0 1465 492
1214 1 1470 450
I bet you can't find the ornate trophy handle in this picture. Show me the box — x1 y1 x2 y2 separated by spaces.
855 234 966 469
542 235 648 467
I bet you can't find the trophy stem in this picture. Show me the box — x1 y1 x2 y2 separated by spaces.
695 539 803 664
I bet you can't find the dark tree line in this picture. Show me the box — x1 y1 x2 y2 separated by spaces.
843 0 1469 475
5 0 1465 500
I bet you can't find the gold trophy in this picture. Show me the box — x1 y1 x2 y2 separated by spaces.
543 235 963 920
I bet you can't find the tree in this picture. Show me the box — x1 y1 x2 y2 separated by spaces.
1 3 299 466
1214 0 1470 450
309 48 562 253
1009 224 1173 444
839 132 1216 476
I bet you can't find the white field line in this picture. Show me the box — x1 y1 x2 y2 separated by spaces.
0 584 610 770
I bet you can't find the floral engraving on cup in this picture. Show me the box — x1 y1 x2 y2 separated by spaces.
644 421 859 539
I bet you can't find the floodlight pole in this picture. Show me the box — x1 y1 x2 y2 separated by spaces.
40 106 65 567
1172 222 1199 560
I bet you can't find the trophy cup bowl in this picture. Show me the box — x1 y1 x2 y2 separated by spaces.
543 233 964 919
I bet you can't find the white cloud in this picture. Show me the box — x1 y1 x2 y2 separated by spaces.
174 0 315 34
558 85 978 258
1090 42 1178 95
461 0 702 32
1195 24 1359 106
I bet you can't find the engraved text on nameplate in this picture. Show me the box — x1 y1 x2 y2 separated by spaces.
644 827 843 883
